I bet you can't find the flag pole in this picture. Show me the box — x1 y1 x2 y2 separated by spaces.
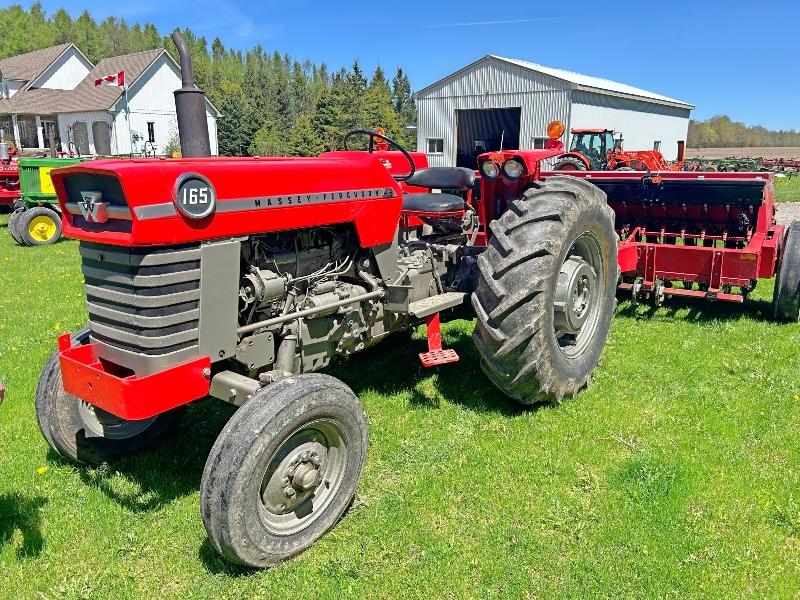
124 84 133 157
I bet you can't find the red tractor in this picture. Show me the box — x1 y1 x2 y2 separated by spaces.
552 128 684 172
34 33 800 570
35 32 619 568
0 130 20 208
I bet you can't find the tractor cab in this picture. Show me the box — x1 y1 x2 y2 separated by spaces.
568 129 616 170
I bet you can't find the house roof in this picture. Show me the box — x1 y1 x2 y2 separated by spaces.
0 47 220 117
417 55 694 110
0 43 72 82
0 49 164 115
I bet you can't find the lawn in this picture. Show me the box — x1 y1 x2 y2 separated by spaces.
774 174 800 203
1 207 800 599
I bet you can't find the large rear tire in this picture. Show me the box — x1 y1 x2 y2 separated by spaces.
472 175 617 404
773 221 800 322
200 373 368 568
553 156 587 171
35 328 183 465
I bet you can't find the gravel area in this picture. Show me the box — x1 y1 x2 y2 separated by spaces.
777 202 800 225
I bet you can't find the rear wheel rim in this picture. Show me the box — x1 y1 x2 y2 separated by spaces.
28 214 57 242
258 419 348 536
553 232 604 359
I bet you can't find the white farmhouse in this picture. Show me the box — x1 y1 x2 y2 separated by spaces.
0 43 219 156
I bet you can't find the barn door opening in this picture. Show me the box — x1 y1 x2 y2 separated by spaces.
455 107 521 168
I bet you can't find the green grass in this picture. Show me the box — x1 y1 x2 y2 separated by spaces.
2 213 800 599
774 174 800 203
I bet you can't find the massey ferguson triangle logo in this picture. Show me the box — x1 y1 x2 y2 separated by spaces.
78 191 108 223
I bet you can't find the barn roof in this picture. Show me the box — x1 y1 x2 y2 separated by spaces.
417 55 694 110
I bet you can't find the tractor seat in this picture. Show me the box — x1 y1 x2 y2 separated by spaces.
402 192 465 213
402 167 474 213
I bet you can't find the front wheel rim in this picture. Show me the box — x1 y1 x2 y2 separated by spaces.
553 232 605 359
258 419 348 536
28 214 57 242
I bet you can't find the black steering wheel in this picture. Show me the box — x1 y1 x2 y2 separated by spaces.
342 129 416 182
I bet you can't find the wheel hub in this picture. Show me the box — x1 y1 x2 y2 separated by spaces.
262 441 327 514
554 255 596 332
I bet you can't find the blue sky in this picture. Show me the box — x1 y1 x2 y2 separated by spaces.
34 0 800 129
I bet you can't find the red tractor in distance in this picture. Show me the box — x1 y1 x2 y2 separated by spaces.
552 128 685 172
35 32 619 569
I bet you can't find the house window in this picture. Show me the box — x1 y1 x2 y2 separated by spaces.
427 138 444 154
147 122 155 144
531 137 549 149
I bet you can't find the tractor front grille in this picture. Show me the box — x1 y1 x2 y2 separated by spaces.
80 241 202 357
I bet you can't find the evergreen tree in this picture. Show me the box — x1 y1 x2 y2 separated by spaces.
0 4 423 157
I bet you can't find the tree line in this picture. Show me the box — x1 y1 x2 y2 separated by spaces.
0 3 417 156
688 115 800 148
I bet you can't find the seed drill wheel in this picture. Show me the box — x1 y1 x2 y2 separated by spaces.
553 156 587 171
472 175 617 404
7 207 25 244
35 328 183 465
19 206 62 246
773 221 800 322
200 373 368 568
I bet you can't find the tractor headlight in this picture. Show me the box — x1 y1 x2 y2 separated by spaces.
481 161 500 178
502 159 525 179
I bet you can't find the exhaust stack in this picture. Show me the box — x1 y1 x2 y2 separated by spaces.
171 29 211 158
677 140 686 163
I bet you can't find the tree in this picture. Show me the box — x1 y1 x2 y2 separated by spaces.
0 4 419 157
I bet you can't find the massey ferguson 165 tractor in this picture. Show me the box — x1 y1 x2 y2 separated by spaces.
35 32 618 568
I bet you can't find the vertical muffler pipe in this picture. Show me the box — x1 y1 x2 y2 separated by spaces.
171 29 211 158
677 140 686 163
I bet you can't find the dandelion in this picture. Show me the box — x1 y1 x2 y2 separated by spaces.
36 466 48 475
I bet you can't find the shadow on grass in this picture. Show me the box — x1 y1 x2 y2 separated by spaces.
198 538 256 576
326 320 528 418
0 493 48 559
64 399 236 514
615 292 773 323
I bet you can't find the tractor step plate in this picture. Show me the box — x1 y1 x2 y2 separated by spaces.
419 348 460 367
408 292 466 318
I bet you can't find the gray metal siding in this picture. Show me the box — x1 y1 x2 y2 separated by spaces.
417 90 571 167
417 57 572 167
571 91 690 160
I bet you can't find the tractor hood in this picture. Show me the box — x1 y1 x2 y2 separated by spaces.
51 152 403 248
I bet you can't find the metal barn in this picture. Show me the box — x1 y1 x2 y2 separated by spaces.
415 55 693 167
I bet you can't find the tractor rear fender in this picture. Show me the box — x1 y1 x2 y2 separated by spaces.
51 152 404 249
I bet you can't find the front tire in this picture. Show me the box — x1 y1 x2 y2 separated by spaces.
200 373 368 568
35 328 183 465
773 221 800 322
472 175 617 404
20 206 61 246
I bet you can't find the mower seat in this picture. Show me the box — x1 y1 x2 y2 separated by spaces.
402 167 474 213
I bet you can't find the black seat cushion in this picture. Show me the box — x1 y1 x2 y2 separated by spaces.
406 167 475 191
402 192 465 213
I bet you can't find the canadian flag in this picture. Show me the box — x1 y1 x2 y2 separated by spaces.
94 71 125 88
